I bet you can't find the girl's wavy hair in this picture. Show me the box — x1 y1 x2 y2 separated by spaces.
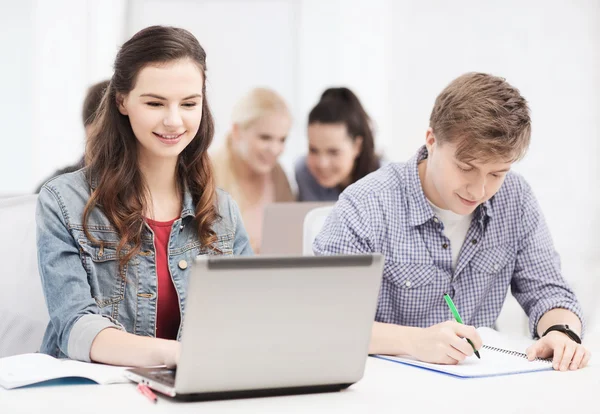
83 26 219 272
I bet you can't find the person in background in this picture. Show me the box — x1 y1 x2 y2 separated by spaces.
212 88 294 253
314 73 591 371
34 80 110 193
36 26 252 368
295 87 380 201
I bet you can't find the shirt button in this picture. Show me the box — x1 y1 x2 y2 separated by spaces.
442 243 448 249
471 239 478 245
178 260 188 270
433 217 439 223
494 264 500 271
405 280 412 288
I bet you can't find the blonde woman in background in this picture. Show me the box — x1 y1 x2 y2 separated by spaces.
212 88 294 253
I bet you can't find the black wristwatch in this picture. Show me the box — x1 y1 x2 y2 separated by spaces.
542 324 582 344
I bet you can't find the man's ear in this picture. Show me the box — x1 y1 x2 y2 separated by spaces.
425 127 436 155
116 93 128 116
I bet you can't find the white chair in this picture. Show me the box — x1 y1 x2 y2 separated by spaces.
302 206 334 256
0 195 49 357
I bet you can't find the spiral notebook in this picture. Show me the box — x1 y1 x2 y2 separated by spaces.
374 327 553 378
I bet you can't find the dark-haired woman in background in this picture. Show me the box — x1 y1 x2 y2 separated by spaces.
295 87 381 201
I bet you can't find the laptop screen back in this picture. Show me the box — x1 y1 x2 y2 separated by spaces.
174 254 383 395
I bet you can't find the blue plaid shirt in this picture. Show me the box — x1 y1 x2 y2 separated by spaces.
314 146 584 337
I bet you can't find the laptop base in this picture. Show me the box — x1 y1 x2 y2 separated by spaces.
126 367 352 402
171 383 353 402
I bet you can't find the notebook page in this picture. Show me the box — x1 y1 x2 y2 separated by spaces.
376 327 552 378
58 359 129 385
0 353 129 389
477 327 536 353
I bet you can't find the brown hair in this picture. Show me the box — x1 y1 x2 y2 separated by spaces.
429 72 531 163
83 25 219 271
82 80 110 127
308 87 379 185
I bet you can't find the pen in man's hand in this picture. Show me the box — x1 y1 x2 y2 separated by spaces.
443 293 481 359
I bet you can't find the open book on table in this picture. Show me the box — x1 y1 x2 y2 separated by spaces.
0 353 130 389
374 327 553 378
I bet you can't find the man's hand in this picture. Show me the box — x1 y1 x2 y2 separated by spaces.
410 321 482 365
526 331 591 371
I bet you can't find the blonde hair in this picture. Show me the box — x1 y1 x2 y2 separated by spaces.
430 72 531 163
212 87 293 211
230 87 291 131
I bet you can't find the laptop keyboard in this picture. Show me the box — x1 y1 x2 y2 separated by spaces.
147 369 176 387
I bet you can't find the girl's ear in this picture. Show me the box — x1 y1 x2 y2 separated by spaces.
116 93 128 116
352 136 363 159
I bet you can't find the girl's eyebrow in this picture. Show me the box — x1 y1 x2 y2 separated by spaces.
140 93 202 100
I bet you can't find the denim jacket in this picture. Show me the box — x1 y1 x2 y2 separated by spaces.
36 170 252 361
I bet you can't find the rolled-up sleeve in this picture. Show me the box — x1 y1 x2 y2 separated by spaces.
313 192 374 256
510 181 584 338
37 186 123 362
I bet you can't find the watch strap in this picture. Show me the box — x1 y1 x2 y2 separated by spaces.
542 324 582 344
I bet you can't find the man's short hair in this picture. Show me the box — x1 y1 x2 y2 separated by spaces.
82 80 110 127
429 72 531 163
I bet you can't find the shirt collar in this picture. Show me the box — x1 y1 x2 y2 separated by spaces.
180 187 196 219
406 146 435 227
405 145 493 227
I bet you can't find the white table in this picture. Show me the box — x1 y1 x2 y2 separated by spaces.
1 356 598 414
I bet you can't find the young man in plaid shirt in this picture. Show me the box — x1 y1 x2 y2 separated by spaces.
315 73 591 371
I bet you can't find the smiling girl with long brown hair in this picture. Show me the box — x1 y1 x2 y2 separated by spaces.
36 26 252 367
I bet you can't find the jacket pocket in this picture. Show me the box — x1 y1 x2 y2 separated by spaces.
172 232 235 258
200 232 234 256
77 235 127 311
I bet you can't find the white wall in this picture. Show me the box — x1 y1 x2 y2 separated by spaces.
296 0 391 156
31 0 127 191
0 0 127 194
1 0 35 195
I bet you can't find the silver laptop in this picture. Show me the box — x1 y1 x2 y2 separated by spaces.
125 254 383 401
261 202 334 255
